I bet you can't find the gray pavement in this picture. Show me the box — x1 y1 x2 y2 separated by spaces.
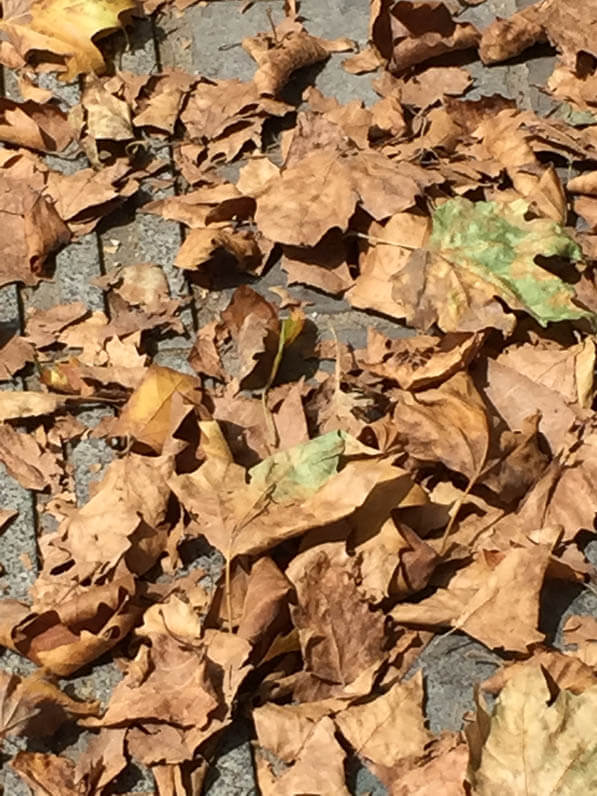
1 0 596 793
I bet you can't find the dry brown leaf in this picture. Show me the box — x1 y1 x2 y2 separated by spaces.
5 578 142 676
172 452 406 559
358 329 484 391
143 183 245 228
335 670 430 767
467 665 597 795
475 109 567 222
0 424 61 491
74 727 127 794
255 148 357 247
237 557 291 652
255 716 349 796
382 65 472 108
373 732 469 796
481 0 597 69
482 649 597 696
45 162 138 237
348 210 431 317
473 355 585 455
0 334 34 381
391 545 550 652
31 451 173 607
79 76 133 142
253 700 343 765
479 2 545 64
220 285 280 388
243 20 331 97
479 413 549 505
0 391 66 421
393 371 490 481
175 227 263 273
563 614 597 668
0 669 99 740
11 751 83 796
0 173 71 286
498 338 595 409
281 232 353 295
389 1 480 73
0 97 73 151
287 549 386 687
180 78 291 163
131 70 196 133
89 635 222 761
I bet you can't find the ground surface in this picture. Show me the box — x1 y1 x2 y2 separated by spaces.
1 0 597 793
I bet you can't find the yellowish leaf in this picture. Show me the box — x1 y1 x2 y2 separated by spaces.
116 365 202 452
0 0 137 80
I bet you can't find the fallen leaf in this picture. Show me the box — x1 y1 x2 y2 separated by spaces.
480 0 597 70
374 732 469 796
0 334 35 380
11 751 83 796
0 174 71 286
171 437 405 558
243 20 330 97
255 148 357 247
0 97 74 151
0 391 66 421
335 670 430 767
482 649 597 696
253 700 342 765
389 1 480 73
396 197 593 331
393 371 490 480
255 716 349 796
0 0 137 80
0 669 99 739
468 665 597 794
115 365 203 452
287 549 386 687
348 210 431 318
563 615 597 668
359 330 484 391
0 424 62 490
391 546 549 652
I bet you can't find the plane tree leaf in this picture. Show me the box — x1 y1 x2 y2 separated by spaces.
428 197 593 328
0 0 137 80
468 665 597 795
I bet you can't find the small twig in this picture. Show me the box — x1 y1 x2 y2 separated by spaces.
347 230 421 251
439 460 485 556
225 553 234 634
266 7 279 40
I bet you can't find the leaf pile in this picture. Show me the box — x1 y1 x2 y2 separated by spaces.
2 0 597 793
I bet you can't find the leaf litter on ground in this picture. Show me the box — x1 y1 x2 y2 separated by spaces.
2 0 597 794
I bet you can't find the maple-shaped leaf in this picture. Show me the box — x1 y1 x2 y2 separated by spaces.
390 198 595 332
0 0 137 80
468 665 597 795
428 197 593 327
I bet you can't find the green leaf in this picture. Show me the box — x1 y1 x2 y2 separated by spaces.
430 197 594 327
249 430 346 501
555 103 597 128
